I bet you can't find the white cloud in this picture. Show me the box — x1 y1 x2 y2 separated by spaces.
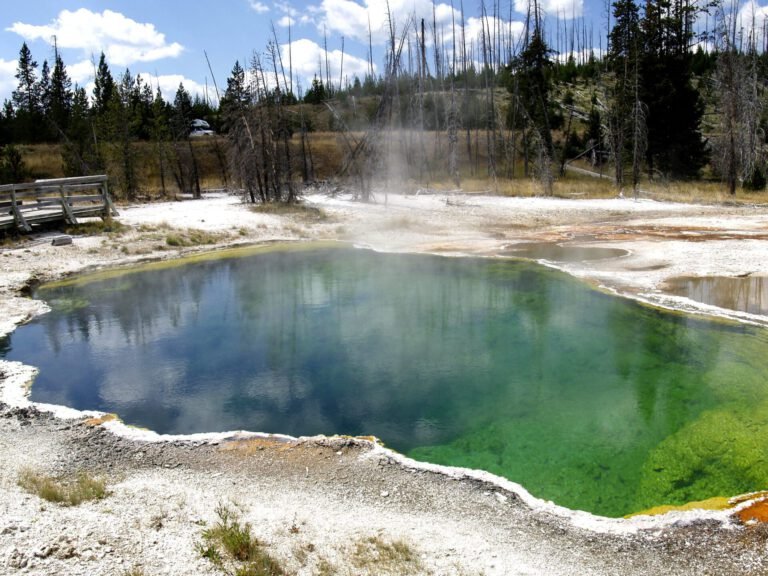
318 0 460 45
736 1 768 46
67 59 95 88
278 38 372 92
513 0 583 19
277 16 296 27
6 9 184 67
275 1 320 25
249 1 270 13
136 73 215 103
465 15 524 50
276 1 300 18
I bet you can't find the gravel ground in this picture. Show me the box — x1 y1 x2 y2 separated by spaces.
2 190 768 575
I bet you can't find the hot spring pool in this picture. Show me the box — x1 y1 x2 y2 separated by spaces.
3 243 768 517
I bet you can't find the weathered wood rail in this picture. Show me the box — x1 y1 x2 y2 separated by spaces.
0 175 118 232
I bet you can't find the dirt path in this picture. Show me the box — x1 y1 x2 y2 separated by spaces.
2 191 768 575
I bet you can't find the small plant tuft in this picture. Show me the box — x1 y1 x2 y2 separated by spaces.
18 467 107 506
351 535 422 574
250 202 328 222
165 228 222 247
65 219 129 237
199 504 286 576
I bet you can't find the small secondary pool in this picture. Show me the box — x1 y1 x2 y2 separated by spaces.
502 242 628 262
3 244 768 517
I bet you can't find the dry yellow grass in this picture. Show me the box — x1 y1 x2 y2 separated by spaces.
18 467 108 506
15 138 768 205
17 144 64 180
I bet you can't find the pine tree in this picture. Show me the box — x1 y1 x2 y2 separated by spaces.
639 0 707 179
0 100 12 146
48 53 73 137
172 83 193 138
509 1 555 192
13 43 38 114
171 83 201 198
304 76 327 104
606 0 643 188
62 86 101 176
150 88 171 197
38 60 50 115
220 61 250 134
12 42 42 142
92 53 115 117
102 69 140 199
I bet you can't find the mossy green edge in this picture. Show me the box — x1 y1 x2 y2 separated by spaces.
40 241 349 290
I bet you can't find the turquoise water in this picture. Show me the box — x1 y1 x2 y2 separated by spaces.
3 244 768 517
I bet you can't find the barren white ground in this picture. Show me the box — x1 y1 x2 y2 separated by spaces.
2 190 768 575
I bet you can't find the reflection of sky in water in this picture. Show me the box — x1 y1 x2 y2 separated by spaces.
4 246 768 516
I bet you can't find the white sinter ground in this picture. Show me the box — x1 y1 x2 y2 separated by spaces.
2 190 768 575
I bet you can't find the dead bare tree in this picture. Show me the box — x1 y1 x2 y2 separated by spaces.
224 50 296 204
330 9 412 202
447 0 461 188
712 0 765 194
630 63 647 198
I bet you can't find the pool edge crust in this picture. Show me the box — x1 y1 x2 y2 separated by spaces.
0 358 754 534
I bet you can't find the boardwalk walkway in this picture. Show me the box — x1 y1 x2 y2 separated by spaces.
0 175 117 233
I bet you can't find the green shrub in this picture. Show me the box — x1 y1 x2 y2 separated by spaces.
199 504 285 576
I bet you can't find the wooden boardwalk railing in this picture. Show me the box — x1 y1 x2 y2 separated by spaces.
0 175 118 233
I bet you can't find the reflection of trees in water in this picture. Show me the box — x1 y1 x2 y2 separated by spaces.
668 276 768 315
607 301 724 431
0 335 10 356
38 263 222 350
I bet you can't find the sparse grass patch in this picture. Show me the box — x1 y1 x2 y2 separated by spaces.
639 179 768 204
137 221 172 232
64 218 129 237
250 202 328 222
351 535 422 575
0 233 25 247
315 558 336 576
18 467 107 506
199 504 286 576
165 228 223 247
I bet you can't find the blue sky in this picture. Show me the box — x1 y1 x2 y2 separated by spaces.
0 0 764 106
0 0 593 104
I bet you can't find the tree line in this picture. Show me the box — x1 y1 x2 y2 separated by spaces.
2 0 768 200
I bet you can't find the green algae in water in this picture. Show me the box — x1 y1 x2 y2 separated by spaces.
3 245 768 517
